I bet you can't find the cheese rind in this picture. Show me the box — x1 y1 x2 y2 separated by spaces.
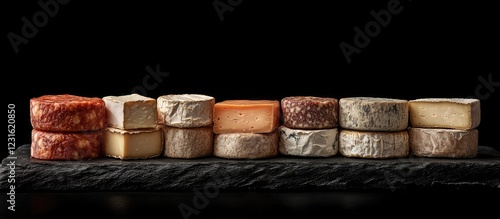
157 94 215 128
213 100 280 134
339 129 409 159
281 96 339 129
408 127 478 158
30 94 107 132
278 126 338 157
339 97 409 131
31 129 102 160
213 132 278 159
103 126 163 160
408 98 480 130
163 126 214 159
103 94 157 129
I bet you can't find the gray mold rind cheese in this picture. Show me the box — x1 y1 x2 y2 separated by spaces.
157 94 215 128
278 126 338 157
408 127 478 158
408 98 481 130
163 126 214 159
213 132 278 159
339 129 409 159
339 97 409 131
281 96 339 129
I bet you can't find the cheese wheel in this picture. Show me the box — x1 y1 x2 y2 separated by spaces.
213 100 281 134
103 126 163 160
278 126 338 157
102 94 158 129
408 127 478 158
281 96 339 129
157 94 215 128
339 97 409 131
163 126 214 159
408 98 481 130
339 129 409 159
30 94 107 132
31 129 102 160
213 132 278 159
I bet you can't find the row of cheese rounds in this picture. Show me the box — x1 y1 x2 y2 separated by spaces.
29 94 480 160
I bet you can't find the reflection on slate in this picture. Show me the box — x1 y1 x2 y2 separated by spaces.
1 144 499 192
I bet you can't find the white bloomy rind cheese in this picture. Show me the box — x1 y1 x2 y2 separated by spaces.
163 126 214 159
278 126 338 157
339 129 409 159
339 97 409 131
103 126 163 160
102 94 157 129
408 98 480 130
213 132 278 159
408 127 478 158
157 94 215 128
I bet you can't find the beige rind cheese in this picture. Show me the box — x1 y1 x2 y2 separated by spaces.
278 126 338 157
102 94 157 129
157 94 215 128
339 129 409 159
213 132 278 159
339 97 409 131
163 126 214 159
103 126 163 160
408 98 480 130
408 127 478 158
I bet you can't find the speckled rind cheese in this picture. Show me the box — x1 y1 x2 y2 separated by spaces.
157 94 215 128
213 100 280 134
163 126 214 159
103 126 163 160
278 126 338 157
339 97 409 131
339 129 409 159
31 129 102 160
408 98 480 130
281 96 339 129
408 127 478 158
213 132 278 159
30 94 107 132
102 94 157 129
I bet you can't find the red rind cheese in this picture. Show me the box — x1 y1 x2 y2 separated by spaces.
30 94 107 132
31 129 103 160
281 96 339 129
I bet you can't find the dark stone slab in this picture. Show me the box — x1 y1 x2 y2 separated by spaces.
1 144 499 192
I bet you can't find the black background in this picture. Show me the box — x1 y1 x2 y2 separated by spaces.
2 0 499 217
3 0 498 158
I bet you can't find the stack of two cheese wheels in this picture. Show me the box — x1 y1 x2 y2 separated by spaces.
212 99 281 159
407 98 480 158
101 94 163 160
278 96 340 157
30 94 107 160
338 97 410 159
157 94 216 159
